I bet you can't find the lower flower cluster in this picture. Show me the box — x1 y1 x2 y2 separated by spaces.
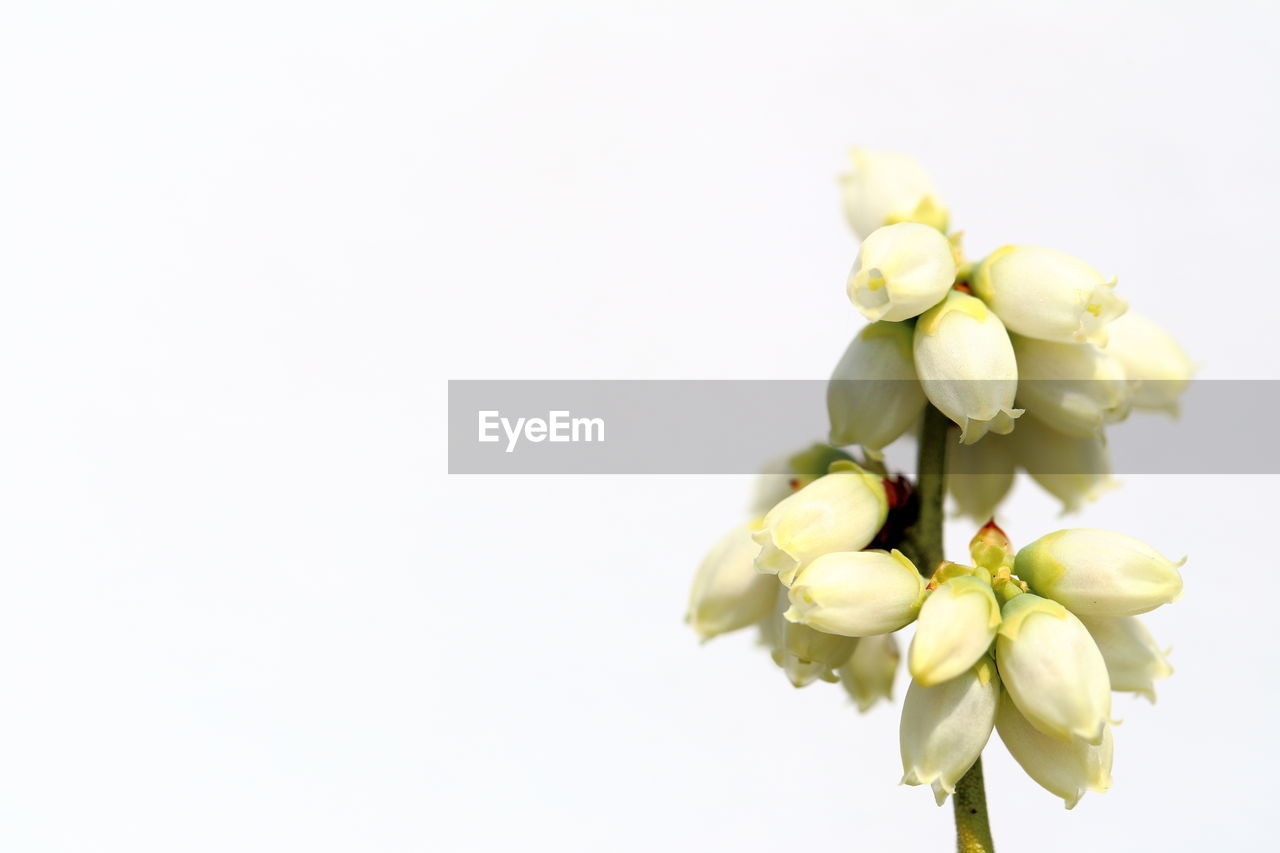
687 462 1183 809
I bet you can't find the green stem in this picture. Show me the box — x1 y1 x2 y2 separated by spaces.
952 756 994 853
910 404 949 579
911 405 995 853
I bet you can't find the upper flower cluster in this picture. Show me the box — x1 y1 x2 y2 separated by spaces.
831 149 1195 513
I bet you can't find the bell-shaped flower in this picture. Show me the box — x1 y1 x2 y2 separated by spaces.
995 593 1111 744
778 624 857 689
1009 413 1114 513
753 467 889 586
1011 335 1132 437
1079 614 1173 702
786 549 925 637
777 654 835 688
839 148 949 240
759 593 855 687
913 291 1022 444
687 520 780 641
760 602 827 687
973 246 1127 344
1014 528 1185 616
782 620 859 670
1104 313 1195 415
838 632 900 711
995 692 1112 809
948 433 1016 521
900 657 1000 805
828 322 927 456
846 223 957 322
909 576 1002 686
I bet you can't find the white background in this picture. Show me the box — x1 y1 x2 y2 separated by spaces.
0 1 1275 850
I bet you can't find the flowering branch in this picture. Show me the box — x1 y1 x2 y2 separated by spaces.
686 148 1192 850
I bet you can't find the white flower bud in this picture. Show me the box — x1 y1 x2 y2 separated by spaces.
947 433 1016 521
1011 335 1132 438
786 550 925 637
838 632 900 711
909 576 1002 686
995 593 1111 744
1008 413 1113 513
828 322 926 455
973 246 1127 344
753 467 889 586
1014 528 1185 617
900 657 1000 805
1078 614 1173 702
1104 313 1195 415
839 148 949 240
847 223 957 322
686 521 780 641
995 692 1112 809
913 291 1022 444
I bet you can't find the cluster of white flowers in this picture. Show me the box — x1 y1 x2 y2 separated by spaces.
689 495 1183 809
830 149 1196 515
688 149 1192 813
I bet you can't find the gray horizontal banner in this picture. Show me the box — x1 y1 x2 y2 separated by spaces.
447 380 1271 475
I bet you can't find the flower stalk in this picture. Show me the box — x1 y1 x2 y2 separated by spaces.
952 754 994 853
905 403 950 580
